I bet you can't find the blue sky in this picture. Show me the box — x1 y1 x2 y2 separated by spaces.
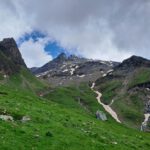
18 31 67 59
17 31 73 67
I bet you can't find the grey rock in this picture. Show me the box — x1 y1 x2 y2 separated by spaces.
95 110 107 121
0 115 14 121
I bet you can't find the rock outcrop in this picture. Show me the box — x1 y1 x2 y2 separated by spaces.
96 110 107 121
0 38 26 74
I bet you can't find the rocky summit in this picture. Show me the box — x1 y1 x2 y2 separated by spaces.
115 55 150 71
0 38 26 74
31 53 119 86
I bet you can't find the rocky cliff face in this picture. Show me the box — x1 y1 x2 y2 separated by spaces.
0 38 26 74
31 53 119 86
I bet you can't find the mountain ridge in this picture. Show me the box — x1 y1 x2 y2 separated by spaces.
31 52 119 86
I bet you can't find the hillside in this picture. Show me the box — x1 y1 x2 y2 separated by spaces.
1 79 150 150
95 56 150 131
0 38 150 149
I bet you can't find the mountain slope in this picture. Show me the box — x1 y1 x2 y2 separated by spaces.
31 53 119 86
95 55 150 130
1 79 150 150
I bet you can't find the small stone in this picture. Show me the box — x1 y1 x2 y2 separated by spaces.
21 116 31 123
96 110 107 121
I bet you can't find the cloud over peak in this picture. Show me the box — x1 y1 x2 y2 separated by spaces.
0 0 150 67
19 37 52 67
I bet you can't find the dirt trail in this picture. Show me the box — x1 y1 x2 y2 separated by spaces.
91 83 121 123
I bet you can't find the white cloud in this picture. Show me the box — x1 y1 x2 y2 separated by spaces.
0 0 31 40
0 0 150 64
19 38 52 67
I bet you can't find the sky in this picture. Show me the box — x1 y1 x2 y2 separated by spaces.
0 0 150 67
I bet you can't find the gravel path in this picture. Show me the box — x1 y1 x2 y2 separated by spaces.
91 83 121 123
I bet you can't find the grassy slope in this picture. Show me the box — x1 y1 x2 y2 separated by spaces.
96 67 150 129
44 84 104 114
0 68 47 94
128 68 150 88
0 70 150 149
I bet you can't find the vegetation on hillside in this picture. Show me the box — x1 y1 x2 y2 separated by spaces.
0 71 150 149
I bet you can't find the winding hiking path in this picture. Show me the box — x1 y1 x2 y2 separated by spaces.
91 83 121 123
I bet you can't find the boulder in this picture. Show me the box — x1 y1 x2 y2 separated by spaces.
0 115 13 121
96 110 107 121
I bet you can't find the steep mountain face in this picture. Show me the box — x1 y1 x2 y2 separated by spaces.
115 55 150 71
0 38 26 74
31 53 119 86
95 55 150 131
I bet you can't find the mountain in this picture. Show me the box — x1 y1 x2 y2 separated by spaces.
115 55 150 71
0 38 27 74
0 38 150 149
31 53 119 86
0 38 46 91
31 53 89 74
95 55 150 131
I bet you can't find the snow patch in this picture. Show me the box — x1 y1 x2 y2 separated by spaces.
102 74 107 77
91 83 95 89
107 69 114 73
62 69 68 72
77 74 85 78
36 71 49 77
61 64 66 69
75 65 79 69
100 61 107 65
70 68 75 75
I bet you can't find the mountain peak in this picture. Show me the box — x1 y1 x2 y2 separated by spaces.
0 37 27 74
116 55 150 70
1 38 17 47
123 55 150 65
57 52 67 59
